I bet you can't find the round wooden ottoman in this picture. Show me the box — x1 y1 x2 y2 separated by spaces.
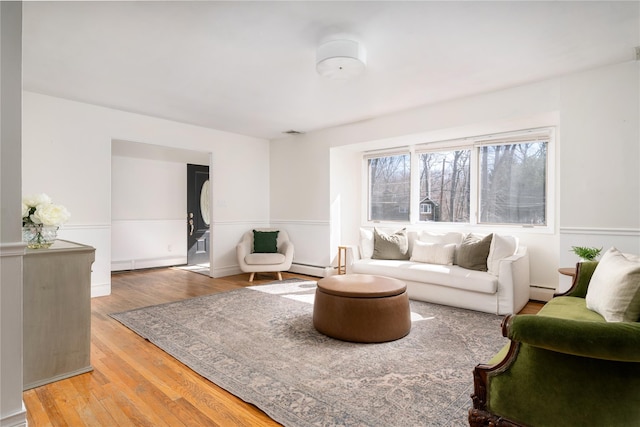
312 274 411 343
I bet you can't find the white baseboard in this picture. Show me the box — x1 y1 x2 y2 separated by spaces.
530 285 556 302
91 282 111 298
111 256 187 272
211 265 242 278
1 403 27 427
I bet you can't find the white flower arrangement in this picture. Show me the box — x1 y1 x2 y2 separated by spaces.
22 193 70 227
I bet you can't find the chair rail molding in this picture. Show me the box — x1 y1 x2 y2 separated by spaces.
0 241 26 257
560 226 640 236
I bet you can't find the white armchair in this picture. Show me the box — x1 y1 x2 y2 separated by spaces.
236 229 294 282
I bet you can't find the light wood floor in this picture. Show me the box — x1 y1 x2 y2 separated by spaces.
23 268 543 426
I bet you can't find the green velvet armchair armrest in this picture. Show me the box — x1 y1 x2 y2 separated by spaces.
556 260 598 298
504 314 640 362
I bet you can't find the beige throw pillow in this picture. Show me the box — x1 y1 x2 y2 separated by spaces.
372 228 410 260
585 247 640 322
417 231 464 245
456 233 493 271
410 241 456 265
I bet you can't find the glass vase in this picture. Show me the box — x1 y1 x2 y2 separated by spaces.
22 224 58 249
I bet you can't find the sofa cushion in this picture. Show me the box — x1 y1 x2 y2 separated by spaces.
245 252 286 265
372 228 410 260
410 241 455 265
351 259 498 294
253 230 278 253
487 234 518 276
586 247 640 322
457 233 493 271
538 296 605 322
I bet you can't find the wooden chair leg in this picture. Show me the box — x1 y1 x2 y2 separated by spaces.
249 272 255 282
277 272 283 281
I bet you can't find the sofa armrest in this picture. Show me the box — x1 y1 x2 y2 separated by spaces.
344 245 360 274
495 247 530 315
555 261 598 298
279 240 294 265
503 314 640 362
236 235 252 268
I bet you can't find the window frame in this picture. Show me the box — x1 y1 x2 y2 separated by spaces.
364 150 412 223
362 127 555 233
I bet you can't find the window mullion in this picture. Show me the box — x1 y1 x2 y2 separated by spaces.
409 148 419 224
470 147 479 225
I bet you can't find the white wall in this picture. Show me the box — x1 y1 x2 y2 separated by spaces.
269 134 333 275
556 61 640 291
22 92 271 296
0 2 27 425
111 155 189 270
271 61 640 292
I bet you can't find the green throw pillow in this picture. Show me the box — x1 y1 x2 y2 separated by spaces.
253 230 279 253
372 228 410 260
457 233 493 271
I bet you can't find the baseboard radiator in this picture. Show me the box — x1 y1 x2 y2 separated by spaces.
289 263 332 278
529 285 556 302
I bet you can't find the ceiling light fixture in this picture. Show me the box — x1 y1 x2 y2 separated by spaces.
316 38 366 79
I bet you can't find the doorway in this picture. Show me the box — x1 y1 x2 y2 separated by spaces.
187 164 210 267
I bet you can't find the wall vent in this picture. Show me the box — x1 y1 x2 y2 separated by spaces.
636 46 640 61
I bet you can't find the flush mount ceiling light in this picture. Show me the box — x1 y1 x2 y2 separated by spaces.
316 39 366 79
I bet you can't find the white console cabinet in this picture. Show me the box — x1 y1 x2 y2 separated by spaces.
23 239 95 390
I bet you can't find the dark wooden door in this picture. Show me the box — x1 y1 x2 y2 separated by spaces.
187 164 210 265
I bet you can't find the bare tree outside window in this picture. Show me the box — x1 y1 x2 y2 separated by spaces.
479 141 547 225
368 154 410 221
418 150 470 222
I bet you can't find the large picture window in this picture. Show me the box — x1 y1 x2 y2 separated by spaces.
367 153 410 221
418 150 470 223
365 128 551 227
479 140 547 225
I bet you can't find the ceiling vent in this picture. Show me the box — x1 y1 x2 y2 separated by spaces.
283 130 305 135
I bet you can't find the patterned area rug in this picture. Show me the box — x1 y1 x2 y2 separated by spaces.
111 279 507 427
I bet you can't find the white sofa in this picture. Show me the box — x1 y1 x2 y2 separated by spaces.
345 228 530 315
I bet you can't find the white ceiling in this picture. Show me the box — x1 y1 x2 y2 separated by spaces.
22 1 640 140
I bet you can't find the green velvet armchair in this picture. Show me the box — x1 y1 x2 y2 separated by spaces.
469 261 640 427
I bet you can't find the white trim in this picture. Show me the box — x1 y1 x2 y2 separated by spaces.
270 220 330 227
211 220 270 226
90 283 111 298
111 256 187 272
530 285 556 302
0 241 26 257
560 227 640 236
62 223 110 230
212 265 241 278
0 402 27 427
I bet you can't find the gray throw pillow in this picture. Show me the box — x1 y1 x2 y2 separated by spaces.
372 228 410 260
457 233 493 271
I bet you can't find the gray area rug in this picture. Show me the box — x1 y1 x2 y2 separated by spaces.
111 279 507 427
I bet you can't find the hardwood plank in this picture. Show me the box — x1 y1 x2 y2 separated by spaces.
23 389 53 426
24 267 541 426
